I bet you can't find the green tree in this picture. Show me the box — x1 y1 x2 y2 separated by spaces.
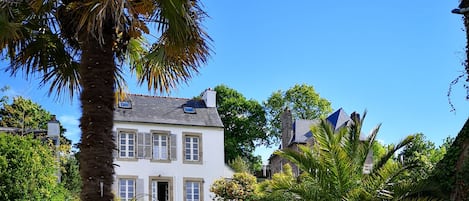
399 133 449 183
61 153 82 200
1 1 210 200
0 132 67 200
228 156 251 173
271 112 436 201
214 85 267 171
0 96 52 133
263 84 332 144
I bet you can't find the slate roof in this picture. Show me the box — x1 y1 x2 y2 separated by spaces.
288 108 353 145
114 94 224 128
291 119 318 143
326 108 352 131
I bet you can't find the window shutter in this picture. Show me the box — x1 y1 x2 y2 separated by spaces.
137 132 145 158
136 178 144 200
144 132 152 159
112 131 118 158
170 134 177 161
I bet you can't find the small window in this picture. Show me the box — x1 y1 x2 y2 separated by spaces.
184 178 203 201
183 133 202 164
119 178 135 201
119 101 132 109
183 106 196 114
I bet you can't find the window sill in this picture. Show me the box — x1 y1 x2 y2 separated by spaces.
150 159 172 163
183 160 203 165
115 158 138 162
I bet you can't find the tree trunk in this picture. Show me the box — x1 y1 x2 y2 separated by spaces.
78 27 116 200
450 3 469 200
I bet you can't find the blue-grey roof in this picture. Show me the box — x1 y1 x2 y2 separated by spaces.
291 119 318 143
326 108 352 131
114 94 224 128
288 108 353 145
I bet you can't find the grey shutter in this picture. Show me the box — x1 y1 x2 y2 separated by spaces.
144 132 152 159
137 132 145 158
170 134 177 161
112 131 118 158
136 178 144 201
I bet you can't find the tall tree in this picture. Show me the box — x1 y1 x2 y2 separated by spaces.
214 85 267 171
263 84 332 144
399 133 449 183
446 1 469 200
0 96 52 133
0 1 211 200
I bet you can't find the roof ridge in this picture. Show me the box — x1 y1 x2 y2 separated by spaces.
128 93 191 100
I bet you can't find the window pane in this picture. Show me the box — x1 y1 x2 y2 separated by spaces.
161 147 168 159
193 137 198 143
185 137 190 143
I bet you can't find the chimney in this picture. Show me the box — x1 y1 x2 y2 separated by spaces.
202 88 216 108
280 108 293 149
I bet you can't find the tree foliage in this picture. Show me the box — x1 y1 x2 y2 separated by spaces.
399 133 450 183
263 84 332 144
0 133 67 200
61 153 82 200
214 85 267 171
210 172 259 201
0 96 52 133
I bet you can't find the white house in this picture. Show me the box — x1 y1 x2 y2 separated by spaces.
112 89 233 201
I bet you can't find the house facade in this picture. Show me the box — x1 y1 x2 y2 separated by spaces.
112 89 233 201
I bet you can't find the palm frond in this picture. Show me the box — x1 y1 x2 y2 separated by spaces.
374 135 415 173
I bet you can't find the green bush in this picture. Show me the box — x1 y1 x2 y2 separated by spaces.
0 133 68 200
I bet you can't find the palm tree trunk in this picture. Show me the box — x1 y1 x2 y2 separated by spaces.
78 27 116 200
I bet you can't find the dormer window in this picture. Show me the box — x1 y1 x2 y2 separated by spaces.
183 106 196 114
118 101 132 109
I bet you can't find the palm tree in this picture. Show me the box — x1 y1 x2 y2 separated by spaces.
0 0 211 200
271 112 438 201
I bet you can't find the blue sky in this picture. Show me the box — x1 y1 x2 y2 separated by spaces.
1 1 468 163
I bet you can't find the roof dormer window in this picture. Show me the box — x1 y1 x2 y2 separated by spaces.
183 106 196 114
118 101 132 109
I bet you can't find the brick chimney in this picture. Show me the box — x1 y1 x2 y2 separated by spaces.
202 88 216 108
280 108 293 149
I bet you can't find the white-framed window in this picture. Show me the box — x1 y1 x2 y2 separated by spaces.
119 178 135 201
153 134 168 160
184 178 203 201
184 136 199 161
119 131 135 158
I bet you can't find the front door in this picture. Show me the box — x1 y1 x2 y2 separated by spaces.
151 180 169 201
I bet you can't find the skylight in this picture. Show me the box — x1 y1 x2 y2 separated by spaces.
183 106 196 114
118 101 132 109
